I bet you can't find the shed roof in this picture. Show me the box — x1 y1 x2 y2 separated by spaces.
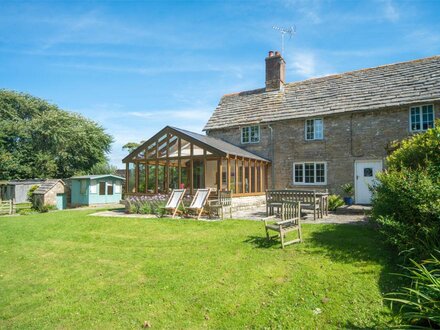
70 174 125 180
2 179 46 186
33 179 65 195
204 55 440 130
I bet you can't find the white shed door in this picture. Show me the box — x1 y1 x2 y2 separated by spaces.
355 160 382 205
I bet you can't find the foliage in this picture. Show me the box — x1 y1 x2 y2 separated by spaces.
387 252 440 328
84 161 118 176
126 194 168 216
0 90 113 180
122 142 142 153
371 123 440 258
328 194 344 211
0 210 398 328
27 185 40 203
341 183 354 197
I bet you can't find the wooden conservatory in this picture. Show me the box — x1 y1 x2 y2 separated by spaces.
122 126 271 196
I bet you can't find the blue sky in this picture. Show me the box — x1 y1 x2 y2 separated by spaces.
1 0 439 167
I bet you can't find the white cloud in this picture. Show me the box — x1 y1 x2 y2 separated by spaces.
291 52 316 77
128 109 212 121
380 0 400 22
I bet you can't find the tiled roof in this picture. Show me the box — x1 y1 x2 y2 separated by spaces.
33 179 64 195
204 55 440 130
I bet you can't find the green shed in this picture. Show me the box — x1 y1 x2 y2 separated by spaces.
70 175 125 206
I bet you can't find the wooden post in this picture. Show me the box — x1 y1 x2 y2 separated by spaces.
146 163 149 193
203 150 207 189
135 162 139 193
155 160 159 194
227 157 231 191
235 156 238 195
9 199 12 215
253 160 257 193
190 143 194 195
218 158 223 192
178 138 182 188
248 159 252 194
241 158 245 194
125 162 129 194
259 161 263 192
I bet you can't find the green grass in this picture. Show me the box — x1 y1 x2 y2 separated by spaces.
0 210 399 329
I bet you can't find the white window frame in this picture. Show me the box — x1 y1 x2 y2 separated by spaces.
305 118 324 141
409 104 435 132
90 180 97 194
293 162 327 185
241 125 260 144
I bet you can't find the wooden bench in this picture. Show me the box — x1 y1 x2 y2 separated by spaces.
266 189 328 220
263 201 302 248
208 190 232 220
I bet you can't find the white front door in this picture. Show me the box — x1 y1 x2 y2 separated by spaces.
355 160 383 205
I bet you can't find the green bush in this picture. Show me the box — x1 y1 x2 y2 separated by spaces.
27 185 39 203
328 194 344 211
387 252 440 328
372 122 440 258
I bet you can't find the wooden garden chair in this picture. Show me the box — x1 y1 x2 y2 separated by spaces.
263 201 302 248
185 189 211 220
208 190 232 220
162 189 186 218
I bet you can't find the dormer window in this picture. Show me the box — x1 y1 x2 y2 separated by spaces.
305 118 324 140
241 126 260 144
410 105 434 132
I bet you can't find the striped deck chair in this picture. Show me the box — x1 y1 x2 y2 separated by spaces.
186 189 211 219
162 189 186 218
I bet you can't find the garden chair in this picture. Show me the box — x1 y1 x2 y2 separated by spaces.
162 189 186 218
208 190 232 220
185 189 211 219
263 201 302 249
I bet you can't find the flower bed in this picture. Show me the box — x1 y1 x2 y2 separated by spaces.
125 194 192 216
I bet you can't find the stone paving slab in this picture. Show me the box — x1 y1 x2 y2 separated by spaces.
89 206 368 225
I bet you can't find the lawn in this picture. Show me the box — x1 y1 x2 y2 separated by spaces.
0 210 399 329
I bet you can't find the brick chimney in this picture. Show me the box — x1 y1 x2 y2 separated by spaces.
265 50 285 91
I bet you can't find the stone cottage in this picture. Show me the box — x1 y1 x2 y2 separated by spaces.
204 52 440 204
123 52 440 204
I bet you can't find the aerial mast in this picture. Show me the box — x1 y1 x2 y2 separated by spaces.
272 25 296 55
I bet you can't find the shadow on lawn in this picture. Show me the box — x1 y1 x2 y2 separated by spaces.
243 235 282 249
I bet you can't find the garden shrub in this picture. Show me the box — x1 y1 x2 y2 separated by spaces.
127 194 168 216
328 194 344 211
387 252 440 328
371 122 440 258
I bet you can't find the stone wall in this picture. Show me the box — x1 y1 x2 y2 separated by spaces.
207 103 440 195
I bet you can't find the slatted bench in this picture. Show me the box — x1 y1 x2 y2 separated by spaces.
266 189 328 220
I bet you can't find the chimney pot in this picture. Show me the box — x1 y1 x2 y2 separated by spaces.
265 50 285 91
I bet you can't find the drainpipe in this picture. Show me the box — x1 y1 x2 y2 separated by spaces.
268 125 275 189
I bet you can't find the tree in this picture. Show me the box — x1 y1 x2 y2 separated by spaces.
0 90 113 179
86 161 118 175
122 142 142 153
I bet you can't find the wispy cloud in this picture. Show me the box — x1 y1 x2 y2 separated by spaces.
380 0 400 22
128 109 212 121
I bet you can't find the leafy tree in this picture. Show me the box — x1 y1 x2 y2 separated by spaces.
86 161 118 175
0 90 113 179
122 142 141 153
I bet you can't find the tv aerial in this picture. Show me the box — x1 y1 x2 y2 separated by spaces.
272 25 296 55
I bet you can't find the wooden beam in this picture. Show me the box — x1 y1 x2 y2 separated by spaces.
241 158 245 194
253 160 257 194
146 163 149 193
259 161 263 192
190 143 194 195
125 162 129 194
235 156 238 195
203 150 207 189
218 158 223 192
248 158 252 194
227 157 231 191
135 162 139 193
155 159 159 194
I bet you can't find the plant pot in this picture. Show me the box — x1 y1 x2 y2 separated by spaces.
343 197 353 206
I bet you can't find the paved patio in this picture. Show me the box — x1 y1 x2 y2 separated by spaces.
90 205 369 225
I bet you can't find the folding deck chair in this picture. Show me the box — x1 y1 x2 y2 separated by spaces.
162 189 186 218
263 201 302 248
185 189 211 220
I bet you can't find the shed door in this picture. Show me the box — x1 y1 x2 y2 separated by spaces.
99 182 106 195
56 194 66 210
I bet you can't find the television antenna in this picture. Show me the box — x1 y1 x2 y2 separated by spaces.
272 25 296 55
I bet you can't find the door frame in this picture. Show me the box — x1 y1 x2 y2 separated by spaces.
354 159 383 205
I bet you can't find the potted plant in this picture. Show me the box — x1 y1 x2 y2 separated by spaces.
341 183 354 205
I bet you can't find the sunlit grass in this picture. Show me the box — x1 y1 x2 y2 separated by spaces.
0 210 398 329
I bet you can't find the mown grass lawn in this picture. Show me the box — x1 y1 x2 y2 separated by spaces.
0 210 398 329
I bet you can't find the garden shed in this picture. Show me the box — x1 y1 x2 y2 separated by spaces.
70 175 124 206
33 179 69 210
0 179 45 203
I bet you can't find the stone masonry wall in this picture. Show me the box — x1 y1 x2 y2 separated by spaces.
207 103 440 195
